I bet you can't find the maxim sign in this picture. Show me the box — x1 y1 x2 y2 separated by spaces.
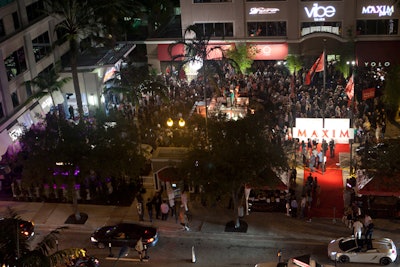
293 118 353 144
361 5 394 17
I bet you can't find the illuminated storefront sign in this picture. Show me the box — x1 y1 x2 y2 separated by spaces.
361 5 394 17
248 43 288 60
364 61 391 67
249 7 280 15
304 3 336 21
293 118 353 144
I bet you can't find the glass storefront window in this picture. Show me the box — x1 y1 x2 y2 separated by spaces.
248 21 286 36
300 21 341 36
356 19 398 35
195 22 233 37
5 47 27 81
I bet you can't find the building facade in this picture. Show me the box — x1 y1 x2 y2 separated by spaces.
0 0 133 158
147 0 400 72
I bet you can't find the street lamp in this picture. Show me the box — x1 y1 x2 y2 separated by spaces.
166 118 185 128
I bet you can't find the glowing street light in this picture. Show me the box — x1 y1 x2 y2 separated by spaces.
166 118 185 128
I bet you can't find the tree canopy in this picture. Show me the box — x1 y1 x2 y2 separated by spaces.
181 113 289 226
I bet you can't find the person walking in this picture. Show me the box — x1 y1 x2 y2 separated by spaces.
179 206 190 231
135 237 147 261
146 198 153 222
290 197 298 218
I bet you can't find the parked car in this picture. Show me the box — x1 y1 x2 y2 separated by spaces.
0 217 34 240
90 223 159 249
328 236 397 265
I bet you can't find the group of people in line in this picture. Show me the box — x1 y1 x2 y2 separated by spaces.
136 190 191 231
343 207 374 250
285 172 321 221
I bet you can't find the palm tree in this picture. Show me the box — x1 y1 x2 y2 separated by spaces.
106 65 169 142
169 25 236 143
25 64 71 112
44 0 102 118
0 207 84 267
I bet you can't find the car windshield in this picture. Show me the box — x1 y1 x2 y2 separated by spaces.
339 239 357 251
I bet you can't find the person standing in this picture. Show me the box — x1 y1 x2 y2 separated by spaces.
329 139 335 158
300 195 307 219
365 222 374 249
160 200 169 220
353 217 364 240
152 191 162 219
146 198 153 222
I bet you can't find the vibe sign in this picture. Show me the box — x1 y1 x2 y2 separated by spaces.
304 3 336 21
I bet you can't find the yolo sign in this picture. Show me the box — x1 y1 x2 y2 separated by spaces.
305 3 336 21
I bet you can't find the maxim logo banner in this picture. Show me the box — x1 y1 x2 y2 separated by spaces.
361 5 394 17
293 118 353 144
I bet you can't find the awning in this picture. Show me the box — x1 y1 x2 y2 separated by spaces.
359 176 400 197
157 167 181 182
247 42 288 60
158 44 185 61
206 43 235 60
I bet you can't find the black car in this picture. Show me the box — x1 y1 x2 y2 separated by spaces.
0 218 35 240
90 223 159 249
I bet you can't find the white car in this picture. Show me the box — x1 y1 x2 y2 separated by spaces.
328 236 397 265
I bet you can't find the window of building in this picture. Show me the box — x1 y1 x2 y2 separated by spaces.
0 102 4 119
247 0 285 2
0 0 14 8
26 0 45 23
248 21 286 36
11 92 19 107
300 21 341 36
0 19 5 38
194 0 232 3
195 22 233 37
356 19 398 35
32 31 51 62
5 47 27 81
12 12 20 30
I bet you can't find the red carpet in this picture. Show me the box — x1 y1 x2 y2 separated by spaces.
303 144 349 218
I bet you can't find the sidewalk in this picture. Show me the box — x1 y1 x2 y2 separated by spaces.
1 198 399 247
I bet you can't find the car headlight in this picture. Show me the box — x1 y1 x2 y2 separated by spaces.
330 239 335 244
90 237 98 242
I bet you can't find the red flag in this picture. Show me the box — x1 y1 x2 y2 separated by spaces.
305 52 324 85
346 74 354 100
